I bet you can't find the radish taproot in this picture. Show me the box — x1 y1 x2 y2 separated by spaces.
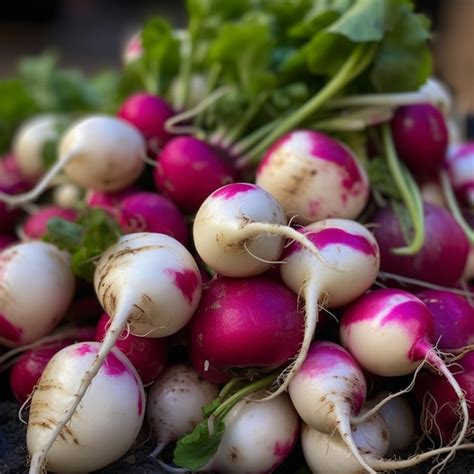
27 342 145 473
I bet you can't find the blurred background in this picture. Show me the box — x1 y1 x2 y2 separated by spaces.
0 0 472 124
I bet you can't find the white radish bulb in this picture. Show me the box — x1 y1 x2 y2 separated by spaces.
147 364 219 456
0 241 75 347
52 183 82 209
27 342 145 473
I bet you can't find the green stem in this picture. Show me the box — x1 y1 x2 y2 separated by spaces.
233 118 283 157
382 124 425 255
197 65 222 129
218 377 244 400
245 43 376 165
440 170 474 244
175 34 193 110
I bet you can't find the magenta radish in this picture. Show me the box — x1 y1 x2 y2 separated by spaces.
193 182 326 278
146 364 219 456
118 191 188 245
154 136 238 213
9 326 96 403
340 288 470 466
0 241 75 347
417 290 474 351
255 130 369 224
27 342 145 473
0 116 146 206
288 341 373 472
86 187 136 217
189 275 304 384
204 391 299 473
390 103 448 178
372 202 469 287
446 142 474 207
28 232 202 470
22 206 77 240
118 93 175 153
95 312 167 384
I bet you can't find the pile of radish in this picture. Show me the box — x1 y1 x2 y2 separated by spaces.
1 1 474 473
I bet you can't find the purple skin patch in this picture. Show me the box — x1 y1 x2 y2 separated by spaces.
165 268 200 304
103 351 128 377
269 427 299 471
284 227 378 258
0 313 22 342
75 343 94 356
211 182 257 200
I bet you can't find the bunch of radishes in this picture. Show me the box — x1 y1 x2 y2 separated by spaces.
1 1 474 473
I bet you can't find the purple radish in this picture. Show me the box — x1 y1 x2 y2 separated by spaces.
340 288 470 468
22 206 77 240
154 136 237 213
118 191 188 245
255 130 369 224
391 103 448 178
372 202 469 287
446 142 474 207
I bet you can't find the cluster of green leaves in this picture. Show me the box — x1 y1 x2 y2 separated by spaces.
42 208 122 282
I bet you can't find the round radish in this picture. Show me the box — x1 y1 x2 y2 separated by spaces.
22 206 77 240
0 241 75 347
27 342 145 473
52 183 82 209
446 142 474 207
86 187 136 217
255 130 369 224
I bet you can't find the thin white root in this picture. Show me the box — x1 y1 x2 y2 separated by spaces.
149 440 168 458
243 242 287 265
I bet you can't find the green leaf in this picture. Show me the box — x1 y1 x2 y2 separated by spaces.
202 398 221 418
173 419 225 470
367 157 401 199
44 218 83 252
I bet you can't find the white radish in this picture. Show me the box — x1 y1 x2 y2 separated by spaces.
193 182 327 277
147 364 219 457
52 183 82 209
0 116 146 206
27 342 145 473
0 241 75 348
27 232 202 473
204 391 299 473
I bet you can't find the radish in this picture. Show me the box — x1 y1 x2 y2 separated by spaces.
0 116 147 206
86 187 136 217
12 114 63 181
204 391 299 473
390 103 448 178
255 130 369 224
268 218 379 397
118 191 188 245
288 341 373 472
27 342 145 473
193 182 327 277
340 288 470 468
154 136 237 213
446 142 474 207
189 275 304 383
28 232 202 470
95 312 167 384
122 31 142 64
22 206 77 240
0 241 75 347
417 290 474 351
52 183 82 209
146 364 219 456
372 202 470 287
118 93 175 153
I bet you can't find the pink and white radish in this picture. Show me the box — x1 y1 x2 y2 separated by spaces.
340 288 470 468
255 130 369 224
446 142 474 207
0 241 75 347
27 232 201 471
189 276 304 383
147 364 218 456
204 391 299 473
193 182 327 277
21 206 77 240
27 342 145 473
0 116 146 206
122 31 142 65
267 218 379 397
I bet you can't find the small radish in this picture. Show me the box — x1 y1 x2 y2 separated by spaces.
27 342 145 473
189 276 304 383
255 130 369 224
203 391 299 473
22 206 77 240
288 341 372 472
95 312 167 384
118 93 175 153
118 191 188 245
28 232 202 470
0 116 146 206
52 183 82 209
193 182 326 278
146 364 219 456
122 31 142 64
154 136 237 212
86 187 136 217
0 241 75 347
446 142 474 207
340 288 470 468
